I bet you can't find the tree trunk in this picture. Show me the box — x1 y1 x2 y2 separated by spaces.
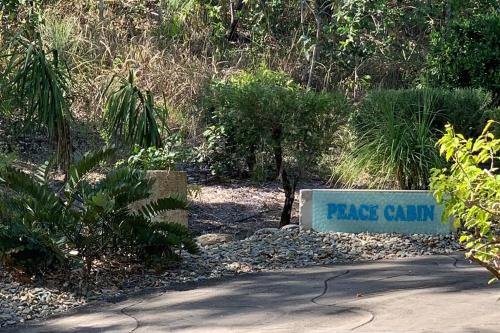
57 118 72 178
245 146 256 176
272 126 283 178
280 168 299 227
227 0 244 41
270 126 297 227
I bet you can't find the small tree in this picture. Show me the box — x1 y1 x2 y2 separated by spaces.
431 121 500 282
103 70 165 148
203 69 348 226
2 35 73 172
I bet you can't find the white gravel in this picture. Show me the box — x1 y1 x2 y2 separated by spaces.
0 271 85 328
0 227 461 327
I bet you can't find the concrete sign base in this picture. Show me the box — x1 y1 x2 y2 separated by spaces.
300 189 452 235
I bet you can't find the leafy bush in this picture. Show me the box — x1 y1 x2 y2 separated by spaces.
201 68 349 225
431 121 500 282
128 146 177 171
127 133 191 171
425 12 500 102
337 88 493 189
0 148 197 278
103 70 165 148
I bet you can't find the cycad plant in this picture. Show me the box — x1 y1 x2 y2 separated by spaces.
0 147 197 279
103 70 164 148
2 35 72 172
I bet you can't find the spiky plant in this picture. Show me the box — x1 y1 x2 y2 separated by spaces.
0 147 197 278
103 70 164 148
2 35 72 172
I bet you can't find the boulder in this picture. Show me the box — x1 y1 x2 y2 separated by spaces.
196 233 235 246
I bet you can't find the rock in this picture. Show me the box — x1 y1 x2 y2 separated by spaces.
196 233 235 246
281 224 299 230
254 228 279 235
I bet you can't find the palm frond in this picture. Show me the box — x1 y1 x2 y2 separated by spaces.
136 196 187 220
2 36 73 172
103 69 163 148
33 158 55 185
66 146 116 191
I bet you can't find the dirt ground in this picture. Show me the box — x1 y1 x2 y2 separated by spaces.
188 179 329 239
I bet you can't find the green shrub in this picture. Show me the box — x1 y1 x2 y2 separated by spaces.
337 88 493 189
201 68 349 225
425 12 500 102
0 148 197 278
127 133 190 171
431 121 500 282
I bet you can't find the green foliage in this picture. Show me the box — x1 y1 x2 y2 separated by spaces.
431 121 500 282
39 13 80 66
201 68 348 224
202 68 348 176
103 70 164 148
0 153 16 173
1 35 72 170
0 147 197 278
337 88 493 189
425 12 500 101
127 133 191 170
0 202 66 275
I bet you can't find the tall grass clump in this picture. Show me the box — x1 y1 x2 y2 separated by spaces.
39 13 80 66
337 89 443 190
337 88 494 189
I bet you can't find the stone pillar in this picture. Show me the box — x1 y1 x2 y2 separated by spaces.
130 170 189 227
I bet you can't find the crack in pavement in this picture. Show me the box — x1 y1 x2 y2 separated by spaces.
310 270 375 331
120 299 144 333
311 270 351 305
120 290 171 333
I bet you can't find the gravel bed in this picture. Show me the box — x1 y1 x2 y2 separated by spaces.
0 270 84 328
181 227 461 276
0 227 461 328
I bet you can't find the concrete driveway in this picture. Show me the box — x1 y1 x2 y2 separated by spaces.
4 254 500 333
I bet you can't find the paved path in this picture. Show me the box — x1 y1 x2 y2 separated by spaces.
5 254 500 333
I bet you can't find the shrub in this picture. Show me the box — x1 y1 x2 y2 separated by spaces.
425 12 500 102
201 68 349 225
431 121 500 282
337 88 493 189
0 148 197 279
127 133 190 171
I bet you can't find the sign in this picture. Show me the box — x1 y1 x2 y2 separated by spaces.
299 190 451 235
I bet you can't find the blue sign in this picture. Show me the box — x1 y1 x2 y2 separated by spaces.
307 190 451 234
